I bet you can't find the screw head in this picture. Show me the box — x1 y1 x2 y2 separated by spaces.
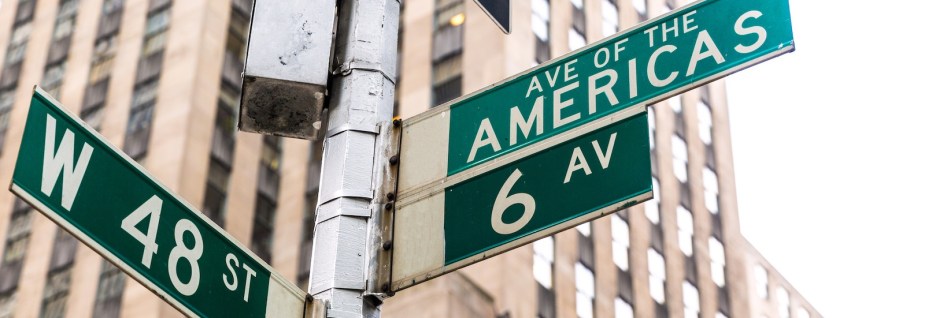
381 283 390 292
384 202 393 210
383 240 392 251
386 192 395 201
392 118 402 127
389 156 399 165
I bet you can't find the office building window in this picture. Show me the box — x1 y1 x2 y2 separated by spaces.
647 248 665 304
97 0 124 38
40 0 80 98
777 287 790 318
83 43 116 131
615 296 633 318
533 237 554 289
204 4 248 226
677 205 693 257
672 134 688 183
682 280 699 318
83 0 120 132
568 28 586 52
40 230 78 318
0 200 32 316
645 178 660 223
708 236 725 287
754 265 769 299
41 62 67 99
601 0 619 36
124 83 156 160
532 0 551 64
632 0 647 19
432 0 464 107
252 136 281 263
697 100 712 145
92 261 125 318
611 214 630 271
668 96 681 113
0 4 38 154
568 0 586 51
703 167 719 214
48 0 79 61
534 237 555 318
39 269 70 318
125 0 171 161
576 262 595 318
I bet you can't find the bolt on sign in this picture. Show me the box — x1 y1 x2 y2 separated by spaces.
389 0 794 291
10 88 305 317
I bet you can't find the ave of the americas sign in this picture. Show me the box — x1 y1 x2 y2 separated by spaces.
389 0 794 291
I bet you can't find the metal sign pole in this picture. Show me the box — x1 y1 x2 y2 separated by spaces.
307 0 399 316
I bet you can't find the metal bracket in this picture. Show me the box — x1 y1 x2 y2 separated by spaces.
316 206 373 223
325 123 380 138
333 60 397 85
367 118 402 297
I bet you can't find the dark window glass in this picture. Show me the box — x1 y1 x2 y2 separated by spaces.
650 222 664 252
617 269 633 303
47 231 77 272
684 255 697 283
535 36 551 63
92 261 125 318
537 282 556 318
578 232 594 269
15 0 37 25
655 303 668 318
571 4 586 36
717 286 730 314
251 194 276 263
39 268 71 318
712 212 723 240
433 76 462 106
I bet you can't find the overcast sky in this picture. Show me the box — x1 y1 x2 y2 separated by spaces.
725 1 925 317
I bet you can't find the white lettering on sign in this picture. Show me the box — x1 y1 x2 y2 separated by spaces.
468 9 773 163
734 11 767 54
491 169 536 235
564 132 618 184
42 115 93 211
648 45 678 87
223 253 258 302
686 30 726 76
553 82 581 128
468 118 502 163
510 97 545 146
122 196 205 296
121 196 163 268
169 219 203 296
588 69 619 115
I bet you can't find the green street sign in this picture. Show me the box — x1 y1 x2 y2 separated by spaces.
10 89 305 317
390 0 793 291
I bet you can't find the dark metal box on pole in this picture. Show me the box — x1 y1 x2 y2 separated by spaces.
238 0 336 140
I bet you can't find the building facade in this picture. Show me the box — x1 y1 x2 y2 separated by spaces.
0 0 819 317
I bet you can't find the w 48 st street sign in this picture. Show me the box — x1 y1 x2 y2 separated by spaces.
389 0 794 290
10 89 306 317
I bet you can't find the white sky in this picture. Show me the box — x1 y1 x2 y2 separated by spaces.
725 1 925 317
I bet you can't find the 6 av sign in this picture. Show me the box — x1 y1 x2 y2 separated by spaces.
389 0 794 291
10 89 305 317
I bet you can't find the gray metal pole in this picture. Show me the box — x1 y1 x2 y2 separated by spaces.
308 0 399 316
